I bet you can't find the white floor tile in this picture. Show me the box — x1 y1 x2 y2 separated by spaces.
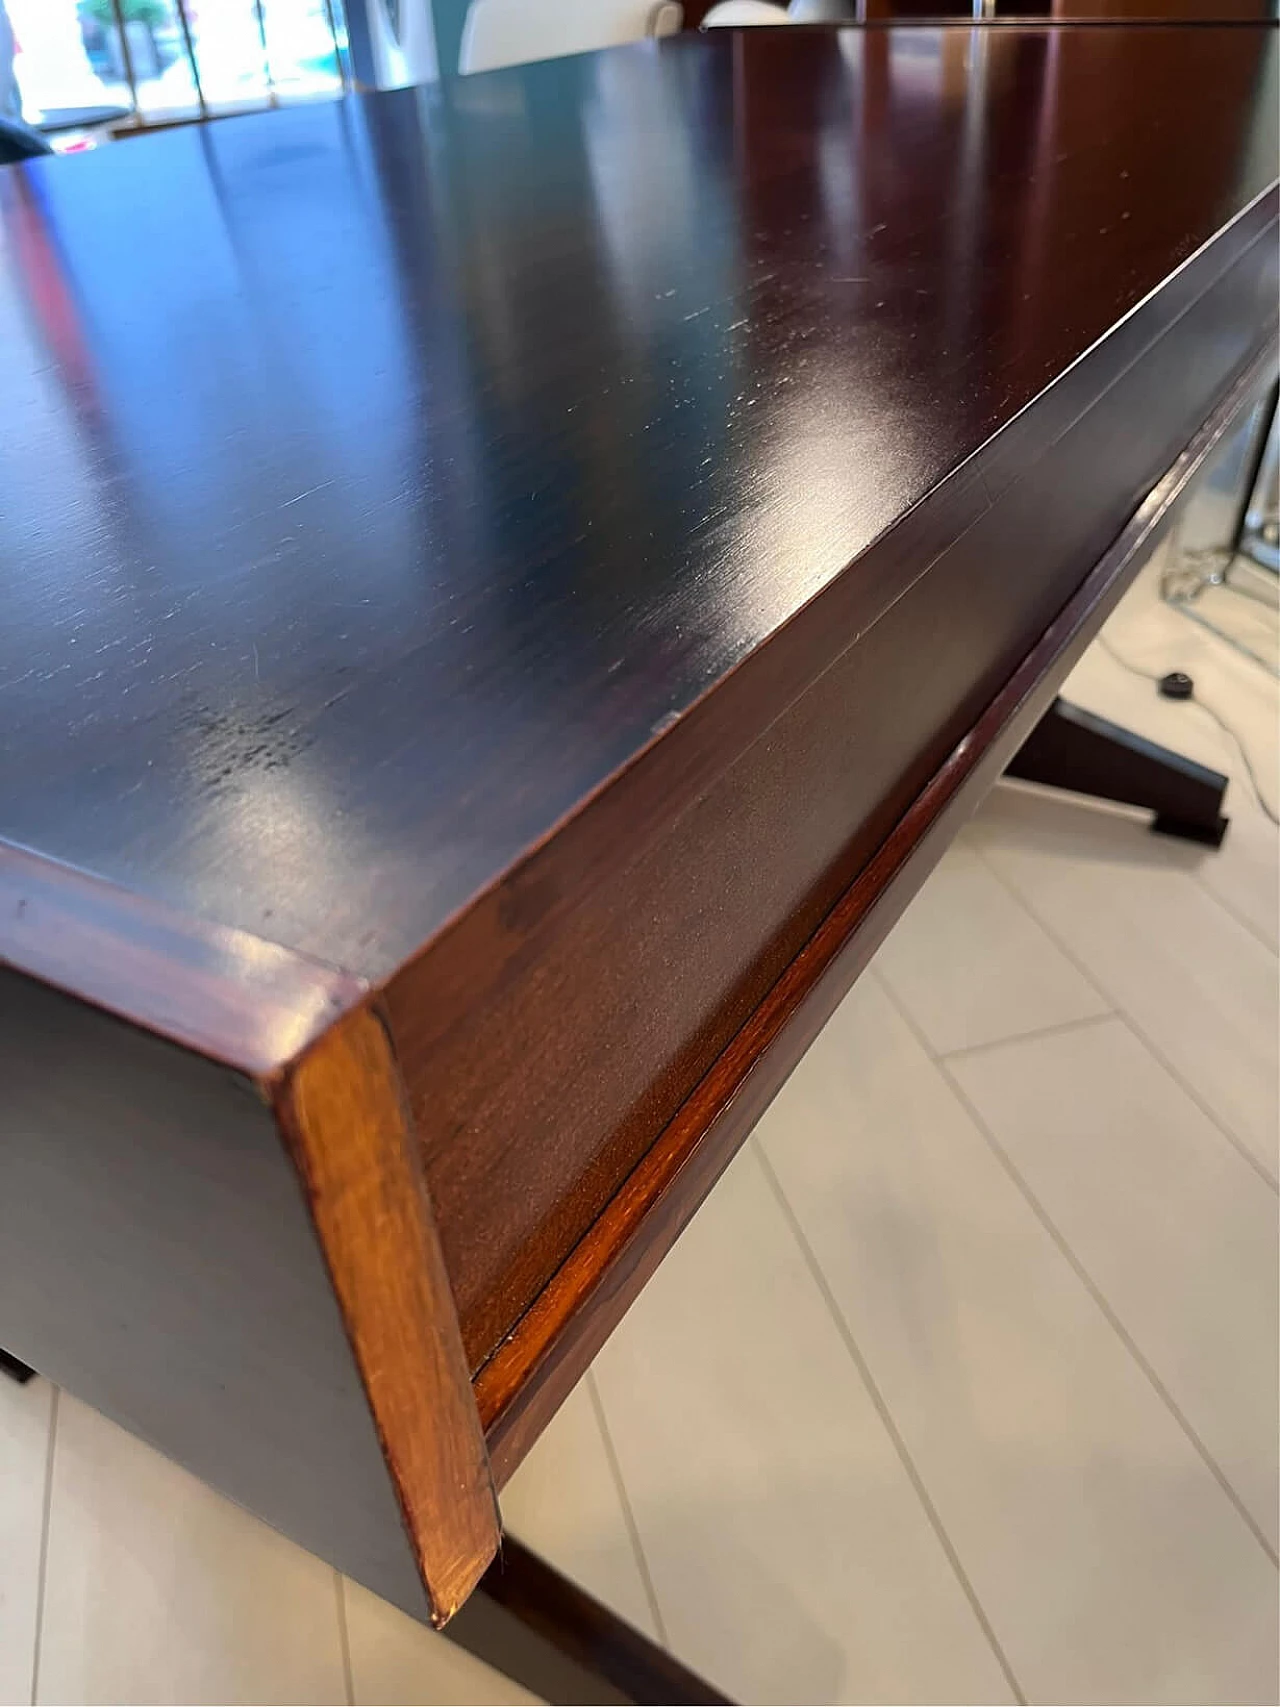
0 1374 52 1707
759 977 1279 1705
341 1578 536 1706
872 842 1110 1055
501 1374 658 1639
968 789 1279 1186
37 1395 347 1706
590 1147 1016 1706
1195 787 1280 953
949 1017 1279 1553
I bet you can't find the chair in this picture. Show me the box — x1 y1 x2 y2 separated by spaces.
700 1 794 22
459 0 683 75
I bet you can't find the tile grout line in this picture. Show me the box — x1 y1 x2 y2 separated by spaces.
988 777 1277 965
969 839 1280 1196
749 1135 1029 1707
1170 787 1280 953
1188 837 1278 957
935 1007 1117 1065
872 968 1280 1570
584 1370 671 1650
28 1385 59 1707
333 1571 355 1707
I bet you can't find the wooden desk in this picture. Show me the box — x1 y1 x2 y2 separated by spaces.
0 20 1275 1700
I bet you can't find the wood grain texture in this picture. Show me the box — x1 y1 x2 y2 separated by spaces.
5 15 1271 1376
394 195 1277 1371
277 1007 500 1623
0 27 1273 987
478 336 1280 1485
0 839 363 1076
1 23 1277 1641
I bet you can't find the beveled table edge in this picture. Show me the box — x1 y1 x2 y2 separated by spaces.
0 836 367 1078
475 333 1280 1487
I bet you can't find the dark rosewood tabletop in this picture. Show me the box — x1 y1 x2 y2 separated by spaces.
1 24 1274 979
0 23 1277 1671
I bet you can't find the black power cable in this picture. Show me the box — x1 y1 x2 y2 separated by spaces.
1095 634 1279 829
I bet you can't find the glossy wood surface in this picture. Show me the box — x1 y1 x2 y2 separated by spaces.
403 193 1277 1372
475 339 1279 1482
279 1006 500 1620
0 840 363 1074
1 25 1274 986
1 26 1277 1660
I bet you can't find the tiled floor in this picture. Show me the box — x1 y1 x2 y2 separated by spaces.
1 555 1276 1705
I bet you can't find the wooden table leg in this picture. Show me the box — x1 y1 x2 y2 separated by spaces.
446 1536 732 1706
1005 697 1229 845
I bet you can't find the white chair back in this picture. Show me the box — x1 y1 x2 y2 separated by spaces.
459 0 683 74
700 0 792 23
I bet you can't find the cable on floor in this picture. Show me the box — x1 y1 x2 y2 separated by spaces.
1095 633 1279 827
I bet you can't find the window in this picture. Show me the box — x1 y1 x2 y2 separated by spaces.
4 0 348 130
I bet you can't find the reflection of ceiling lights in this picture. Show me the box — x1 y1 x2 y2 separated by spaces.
720 379 931 652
